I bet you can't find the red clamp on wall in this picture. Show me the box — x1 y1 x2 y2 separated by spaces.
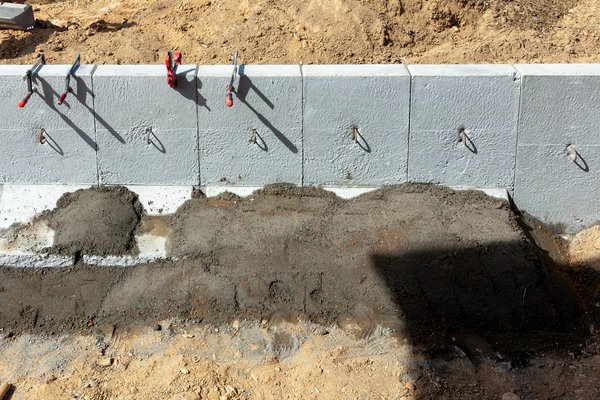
165 51 182 88
57 53 80 106
18 52 45 108
226 49 238 107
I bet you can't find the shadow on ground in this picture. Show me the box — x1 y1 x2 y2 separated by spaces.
369 217 600 399
371 241 586 355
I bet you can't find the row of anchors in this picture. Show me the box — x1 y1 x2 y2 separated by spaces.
457 127 588 171
33 126 373 153
32 127 591 171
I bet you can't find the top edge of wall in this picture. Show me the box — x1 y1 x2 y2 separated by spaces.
0 64 96 76
301 64 409 77
407 64 517 76
94 64 197 77
515 64 600 76
197 64 301 77
3 63 600 77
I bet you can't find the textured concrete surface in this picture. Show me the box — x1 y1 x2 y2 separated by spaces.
0 65 98 184
514 65 600 233
1 63 599 232
515 64 600 145
408 65 520 188
93 65 200 185
0 254 73 268
514 145 600 233
0 184 89 229
303 65 410 185
124 185 193 215
197 65 302 186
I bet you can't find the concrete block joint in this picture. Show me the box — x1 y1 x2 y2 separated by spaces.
1 63 600 232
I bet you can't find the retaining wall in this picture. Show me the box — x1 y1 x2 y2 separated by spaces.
1 63 599 232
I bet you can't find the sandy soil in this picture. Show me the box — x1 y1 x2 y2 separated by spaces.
1 319 599 400
0 0 599 65
0 185 599 399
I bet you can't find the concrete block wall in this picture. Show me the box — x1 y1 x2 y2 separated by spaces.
1 63 600 232
93 65 200 185
0 64 97 184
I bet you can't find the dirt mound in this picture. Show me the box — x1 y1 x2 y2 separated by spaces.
46 186 143 256
0 184 590 360
167 185 584 345
0 0 597 65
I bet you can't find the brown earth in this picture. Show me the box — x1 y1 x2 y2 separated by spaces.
1 185 599 399
0 0 599 65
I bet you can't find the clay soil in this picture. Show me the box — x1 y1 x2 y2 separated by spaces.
0 185 599 399
0 0 599 65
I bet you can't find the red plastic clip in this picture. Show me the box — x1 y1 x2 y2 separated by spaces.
225 49 238 107
18 52 45 108
165 51 182 88
58 53 80 106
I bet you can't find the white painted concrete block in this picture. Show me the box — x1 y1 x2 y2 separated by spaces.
0 65 98 184
514 144 600 233
0 219 54 254
203 185 263 198
450 187 510 202
514 65 600 233
93 65 200 185
82 255 162 267
322 187 379 199
124 185 193 215
302 65 410 185
407 65 520 188
515 64 600 145
197 65 302 186
0 184 89 229
0 253 74 268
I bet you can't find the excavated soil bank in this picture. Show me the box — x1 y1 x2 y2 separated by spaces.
1 0 599 65
0 184 590 361
46 186 143 256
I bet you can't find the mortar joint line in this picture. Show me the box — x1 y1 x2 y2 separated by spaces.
90 66 100 187
512 67 524 198
406 66 413 183
194 65 201 188
300 65 305 187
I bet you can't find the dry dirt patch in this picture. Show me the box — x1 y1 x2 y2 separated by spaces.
0 0 598 65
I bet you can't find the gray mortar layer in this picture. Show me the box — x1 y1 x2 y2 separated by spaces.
1 63 600 232
45 185 143 256
0 184 583 345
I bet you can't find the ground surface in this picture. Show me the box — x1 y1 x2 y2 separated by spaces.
0 185 599 399
0 0 599 65
2 1 600 398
